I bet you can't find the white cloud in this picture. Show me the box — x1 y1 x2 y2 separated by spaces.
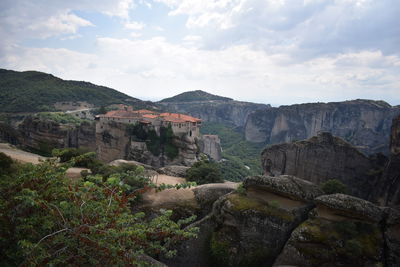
103 0 135 19
27 11 93 38
130 32 142 38
125 21 145 30
3 36 399 105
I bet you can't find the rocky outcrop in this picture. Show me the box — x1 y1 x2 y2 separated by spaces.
198 135 222 161
156 174 400 267
261 132 379 199
158 165 190 177
208 175 323 267
96 120 199 167
373 115 400 206
17 116 96 154
158 100 269 128
0 122 21 145
245 99 400 155
390 115 400 155
384 208 400 266
274 194 385 267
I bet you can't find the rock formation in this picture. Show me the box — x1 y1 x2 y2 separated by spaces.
274 193 385 266
198 135 222 161
207 175 323 266
261 132 379 199
17 116 96 153
245 99 400 155
373 115 400 206
96 120 199 167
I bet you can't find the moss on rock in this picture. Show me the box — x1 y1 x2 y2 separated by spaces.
227 193 295 222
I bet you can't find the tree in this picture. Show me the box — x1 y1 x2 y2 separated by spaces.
0 152 13 172
0 160 198 266
186 158 224 185
321 179 348 194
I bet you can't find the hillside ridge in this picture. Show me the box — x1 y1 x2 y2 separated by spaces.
0 68 142 113
159 90 233 103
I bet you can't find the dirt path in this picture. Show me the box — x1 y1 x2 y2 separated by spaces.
150 174 186 185
0 143 90 179
0 143 47 164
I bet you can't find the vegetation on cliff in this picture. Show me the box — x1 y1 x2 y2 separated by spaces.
0 69 140 112
37 112 90 125
0 154 198 265
159 90 232 103
127 123 180 159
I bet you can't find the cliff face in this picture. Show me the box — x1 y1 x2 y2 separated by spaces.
96 120 199 167
245 99 400 154
261 132 378 199
158 100 269 128
198 135 222 161
17 116 96 153
374 115 400 206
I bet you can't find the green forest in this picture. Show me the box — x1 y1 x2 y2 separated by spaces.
0 69 141 113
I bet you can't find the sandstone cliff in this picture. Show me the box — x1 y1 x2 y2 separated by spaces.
373 115 400 207
158 175 399 267
275 193 386 266
261 132 380 199
198 135 222 161
16 116 96 154
245 99 400 155
96 120 199 167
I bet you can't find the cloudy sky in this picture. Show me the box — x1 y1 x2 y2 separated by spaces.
1 0 399 106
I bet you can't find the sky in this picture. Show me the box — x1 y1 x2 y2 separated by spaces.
0 0 399 106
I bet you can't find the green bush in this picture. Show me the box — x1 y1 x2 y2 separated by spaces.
321 179 348 194
187 159 223 185
0 152 13 173
0 160 198 265
52 148 88 162
37 112 88 125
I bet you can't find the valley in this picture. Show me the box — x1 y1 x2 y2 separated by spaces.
1 69 400 266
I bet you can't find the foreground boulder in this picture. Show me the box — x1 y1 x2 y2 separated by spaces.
274 194 385 267
208 175 323 267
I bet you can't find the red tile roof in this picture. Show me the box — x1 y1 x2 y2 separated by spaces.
101 110 201 123
159 113 202 123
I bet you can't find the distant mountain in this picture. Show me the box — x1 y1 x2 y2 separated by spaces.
0 69 144 113
159 90 233 103
158 90 269 127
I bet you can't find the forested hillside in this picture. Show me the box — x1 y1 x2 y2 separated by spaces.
200 121 265 181
0 69 141 112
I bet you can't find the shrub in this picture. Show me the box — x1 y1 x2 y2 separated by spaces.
186 159 223 185
52 148 88 162
0 152 13 172
321 179 348 194
0 160 198 265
